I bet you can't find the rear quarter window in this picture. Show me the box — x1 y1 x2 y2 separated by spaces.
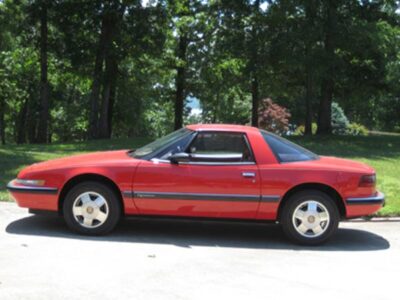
261 130 318 163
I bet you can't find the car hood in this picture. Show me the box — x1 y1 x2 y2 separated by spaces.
26 150 139 172
308 156 374 173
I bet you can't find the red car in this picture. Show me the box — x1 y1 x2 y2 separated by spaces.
7 124 384 245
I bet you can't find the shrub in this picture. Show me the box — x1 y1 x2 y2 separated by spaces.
294 123 318 136
258 98 291 135
347 122 369 136
331 102 349 135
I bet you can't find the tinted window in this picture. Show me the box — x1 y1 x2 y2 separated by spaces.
132 128 191 158
261 130 318 163
158 134 194 160
188 132 253 162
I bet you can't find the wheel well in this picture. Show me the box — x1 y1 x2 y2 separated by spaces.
277 183 346 220
58 174 124 215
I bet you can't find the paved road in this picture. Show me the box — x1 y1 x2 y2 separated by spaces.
0 202 399 300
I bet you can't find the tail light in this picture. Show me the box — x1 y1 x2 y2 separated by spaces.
359 174 376 187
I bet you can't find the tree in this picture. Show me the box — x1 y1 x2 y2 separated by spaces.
36 0 50 143
0 0 399 144
331 101 349 135
163 0 206 130
258 98 291 135
317 0 337 135
88 2 125 139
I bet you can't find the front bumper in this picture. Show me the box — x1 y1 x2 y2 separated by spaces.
6 179 59 211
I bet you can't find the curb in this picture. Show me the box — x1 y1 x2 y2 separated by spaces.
346 217 400 223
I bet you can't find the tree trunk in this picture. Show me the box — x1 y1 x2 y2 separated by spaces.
16 99 28 144
0 98 5 145
36 1 50 143
304 1 316 135
251 75 259 127
88 15 113 139
98 55 118 139
317 0 337 135
250 0 260 127
26 95 37 143
107 80 116 137
174 33 187 130
318 78 334 134
305 66 313 135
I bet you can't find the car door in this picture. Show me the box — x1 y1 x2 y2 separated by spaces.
132 131 261 219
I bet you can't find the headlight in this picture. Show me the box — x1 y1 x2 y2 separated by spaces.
15 179 45 186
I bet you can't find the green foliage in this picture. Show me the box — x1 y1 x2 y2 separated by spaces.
331 102 349 135
347 123 369 136
294 123 318 136
0 0 399 144
258 98 291 135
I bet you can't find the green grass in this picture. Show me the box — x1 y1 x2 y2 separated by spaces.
0 135 399 216
291 135 400 217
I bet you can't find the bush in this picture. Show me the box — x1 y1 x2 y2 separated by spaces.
258 98 291 135
347 123 369 136
294 102 368 136
294 123 318 136
331 102 349 135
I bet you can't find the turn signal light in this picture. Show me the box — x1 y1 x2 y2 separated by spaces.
15 179 46 186
359 174 376 187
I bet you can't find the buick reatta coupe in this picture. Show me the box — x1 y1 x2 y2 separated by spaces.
7 124 384 245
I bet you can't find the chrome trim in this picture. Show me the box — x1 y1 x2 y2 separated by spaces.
7 180 58 194
151 159 256 166
190 153 243 160
179 161 256 166
242 172 256 178
346 192 385 205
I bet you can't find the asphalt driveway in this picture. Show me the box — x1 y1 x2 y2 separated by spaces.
0 202 399 300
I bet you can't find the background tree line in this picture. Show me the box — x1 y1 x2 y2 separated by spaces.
0 0 399 144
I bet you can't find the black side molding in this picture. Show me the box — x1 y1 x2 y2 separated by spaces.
123 191 281 203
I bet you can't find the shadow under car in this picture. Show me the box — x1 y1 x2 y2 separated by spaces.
6 215 390 251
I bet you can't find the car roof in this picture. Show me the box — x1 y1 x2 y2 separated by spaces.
186 124 260 133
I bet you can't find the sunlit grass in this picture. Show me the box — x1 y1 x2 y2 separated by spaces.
291 135 400 217
0 135 399 216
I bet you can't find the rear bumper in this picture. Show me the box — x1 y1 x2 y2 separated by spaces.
7 179 59 211
345 192 385 218
346 192 385 206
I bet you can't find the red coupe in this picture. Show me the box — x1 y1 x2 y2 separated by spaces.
7 124 384 245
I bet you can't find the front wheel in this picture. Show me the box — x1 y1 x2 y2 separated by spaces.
281 190 339 245
63 181 121 235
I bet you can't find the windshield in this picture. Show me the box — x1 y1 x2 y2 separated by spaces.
132 128 191 159
260 130 319 163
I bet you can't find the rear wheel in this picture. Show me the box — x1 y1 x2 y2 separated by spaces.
63 181 121 235
281 190 339 245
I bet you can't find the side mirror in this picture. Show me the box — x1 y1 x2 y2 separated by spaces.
169 152 190 164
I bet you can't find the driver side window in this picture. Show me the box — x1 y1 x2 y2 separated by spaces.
187 132 254 163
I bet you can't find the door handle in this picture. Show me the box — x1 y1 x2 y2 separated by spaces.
242 172 256 178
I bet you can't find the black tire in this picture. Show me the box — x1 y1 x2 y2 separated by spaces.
280 190 339 245
63 181 121 235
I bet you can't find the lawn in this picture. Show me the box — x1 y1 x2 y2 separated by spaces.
0 135 399 216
